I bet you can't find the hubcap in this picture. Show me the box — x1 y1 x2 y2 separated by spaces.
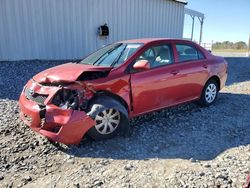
94 108 120 135
205 83 217 103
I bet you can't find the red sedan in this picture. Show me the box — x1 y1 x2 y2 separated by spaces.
19 39 228 144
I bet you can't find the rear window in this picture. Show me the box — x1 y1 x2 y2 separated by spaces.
176 44 205 62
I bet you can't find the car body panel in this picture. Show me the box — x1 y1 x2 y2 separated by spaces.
131 63 180 115
19 38 228 144
33 63 112 83
19 92 95 145
164 60 209 103
86 72 132 111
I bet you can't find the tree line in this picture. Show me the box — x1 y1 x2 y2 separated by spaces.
212 41 248 49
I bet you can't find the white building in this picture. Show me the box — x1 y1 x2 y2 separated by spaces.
0 0 203 61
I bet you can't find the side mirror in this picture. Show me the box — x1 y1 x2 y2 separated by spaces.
133 60 150 71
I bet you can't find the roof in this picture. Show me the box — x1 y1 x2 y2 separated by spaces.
173 0 188 5
185 8 204 18
120 38 191 44
120 38 162 44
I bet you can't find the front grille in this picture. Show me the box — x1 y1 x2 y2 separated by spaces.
25 88 48 105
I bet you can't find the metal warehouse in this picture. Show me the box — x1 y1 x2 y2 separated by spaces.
0 0 202 61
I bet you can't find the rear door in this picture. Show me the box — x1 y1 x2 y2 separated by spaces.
171 43 209 103
130 43 180 115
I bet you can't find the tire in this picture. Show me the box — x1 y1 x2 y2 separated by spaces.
87 96 129 140
198 79 219 107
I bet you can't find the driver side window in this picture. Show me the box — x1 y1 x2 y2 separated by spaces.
135 44 173 69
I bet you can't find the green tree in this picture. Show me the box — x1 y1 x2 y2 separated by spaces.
234 41 247 49
212 41 247 50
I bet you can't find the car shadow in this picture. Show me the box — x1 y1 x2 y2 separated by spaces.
64 92 250 161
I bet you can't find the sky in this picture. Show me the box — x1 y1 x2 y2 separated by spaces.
183 0 250 44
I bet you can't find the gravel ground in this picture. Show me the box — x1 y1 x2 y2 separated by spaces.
0 58 249 188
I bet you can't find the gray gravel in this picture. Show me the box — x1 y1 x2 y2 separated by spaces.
0 58 250 188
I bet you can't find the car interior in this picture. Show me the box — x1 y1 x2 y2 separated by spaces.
176 44 204 62
138 45 173 68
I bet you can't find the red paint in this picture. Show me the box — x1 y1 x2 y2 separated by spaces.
33 63 112 83
245 174 250 188
133 60 151 71
19 94 95 144
19 39 228 144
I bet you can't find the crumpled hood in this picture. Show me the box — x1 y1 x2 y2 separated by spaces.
33 63 112 83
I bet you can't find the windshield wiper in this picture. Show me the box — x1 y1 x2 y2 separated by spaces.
94 43 123 66
110 45 127 67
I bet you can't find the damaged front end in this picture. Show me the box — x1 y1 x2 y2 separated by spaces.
19 78 96 145
51 87 90 111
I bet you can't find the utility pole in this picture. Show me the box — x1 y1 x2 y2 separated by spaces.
248 33 250 57
198 17 204 45
190 15 195 41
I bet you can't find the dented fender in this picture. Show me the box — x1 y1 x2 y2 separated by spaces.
84 74 132 113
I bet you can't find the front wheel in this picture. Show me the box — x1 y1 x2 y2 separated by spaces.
198 79 219 107
87 96 129 140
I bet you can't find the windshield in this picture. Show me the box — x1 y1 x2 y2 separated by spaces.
79 43 142 67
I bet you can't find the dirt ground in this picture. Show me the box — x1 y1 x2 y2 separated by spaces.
0 57 249 188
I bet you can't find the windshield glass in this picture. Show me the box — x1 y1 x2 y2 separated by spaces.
79 43 142 67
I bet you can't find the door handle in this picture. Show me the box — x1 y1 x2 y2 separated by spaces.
203 64 208 69
171 70 179 75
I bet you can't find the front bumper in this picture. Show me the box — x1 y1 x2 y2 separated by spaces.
19 81 95 145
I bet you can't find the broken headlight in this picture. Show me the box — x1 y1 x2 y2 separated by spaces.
51 89 88 110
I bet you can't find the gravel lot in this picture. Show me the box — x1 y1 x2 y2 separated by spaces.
0 57 250 188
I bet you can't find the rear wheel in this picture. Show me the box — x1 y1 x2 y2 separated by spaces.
87 96 129 140
198 79 219 107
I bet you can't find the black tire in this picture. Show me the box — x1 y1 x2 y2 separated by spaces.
87 96 129 140
198 79 219 107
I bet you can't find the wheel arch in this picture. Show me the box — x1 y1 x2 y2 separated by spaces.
89 90 129 114
199 75 221 99
207 75 221 91
86 91 130 139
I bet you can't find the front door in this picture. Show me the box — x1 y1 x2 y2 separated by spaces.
130 43 179 116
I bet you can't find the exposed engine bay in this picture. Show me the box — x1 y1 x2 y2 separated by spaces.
48 70 112 110
77 71 110 81
51 88 89 111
